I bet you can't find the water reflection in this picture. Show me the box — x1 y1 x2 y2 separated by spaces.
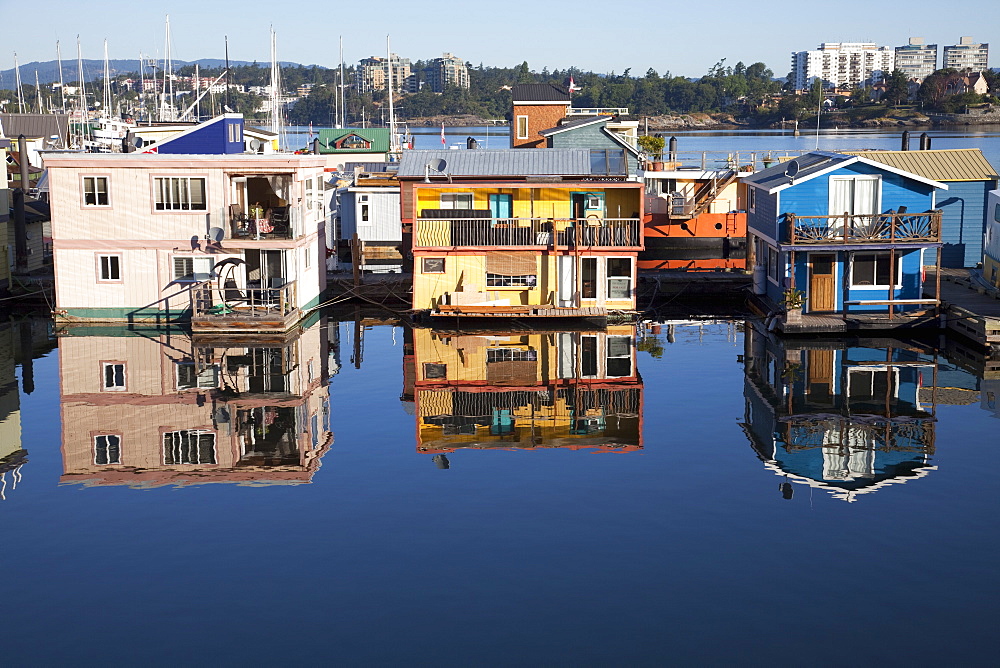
58 315 333 488
740 319 984 502
408 326 643 457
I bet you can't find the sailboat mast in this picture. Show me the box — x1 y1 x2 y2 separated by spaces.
386 35 396 152
339 36 346 128
269 27 283 141
77 37 88 145
34 70 43 114
13 53 25 113
57 41 67 112
165 15 174 121
103 39 112 116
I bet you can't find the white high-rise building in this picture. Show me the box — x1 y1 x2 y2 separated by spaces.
943 37 989 71
895 38 937 81
792 42 896 91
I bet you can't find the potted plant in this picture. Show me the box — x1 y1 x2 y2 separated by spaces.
782 287 806 324
637 135 666 171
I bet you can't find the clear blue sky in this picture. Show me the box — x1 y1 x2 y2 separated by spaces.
4 0 997 78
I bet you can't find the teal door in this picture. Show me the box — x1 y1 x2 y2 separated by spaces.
489 194 513 219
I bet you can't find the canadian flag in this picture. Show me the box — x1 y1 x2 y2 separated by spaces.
568 76 581 93
441 122 446 146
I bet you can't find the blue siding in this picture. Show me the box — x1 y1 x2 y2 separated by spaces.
158 118 244 155
748 188 778 239
926 180 996 268
549 125 639 175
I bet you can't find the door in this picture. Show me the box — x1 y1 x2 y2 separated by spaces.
557 255 577 306
809 253 836 312
489 194 512 219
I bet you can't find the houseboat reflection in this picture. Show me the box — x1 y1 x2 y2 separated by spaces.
740 319 955 502
58 315 331 488
409 326 643 457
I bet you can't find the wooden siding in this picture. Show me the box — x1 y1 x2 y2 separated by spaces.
340 188 402 242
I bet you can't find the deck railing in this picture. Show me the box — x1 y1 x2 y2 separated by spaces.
191 280 297 320
229 210 294 240
414 217 642 248
787 211 942 245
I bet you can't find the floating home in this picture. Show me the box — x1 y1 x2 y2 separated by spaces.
410 326 643 455
57 316 332 488
44 116 329 332
983 188 1000 288
744 151 947 332
398 149 644 320
741 320 942 502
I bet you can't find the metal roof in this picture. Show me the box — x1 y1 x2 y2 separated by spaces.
743 150 948 193
844 149 999 182
511 83 570 103
317 128 390 153
0 113 69 139
397 149 620 177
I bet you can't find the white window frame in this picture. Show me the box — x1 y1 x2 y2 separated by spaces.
162 429 217 465
846 366 900 402
176 362 218 390
82 175 110 207
516 115 529 140
101 362 126 391
605 256 634 301
94 434 122 465
605 335 633 378
153 176 208 212
439 193 473 210
173 256 216 282
360 203 371 224
97 254 122 282
828 175 881 216
849 251 901 290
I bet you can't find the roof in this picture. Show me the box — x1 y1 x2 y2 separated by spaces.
0 113 69 140
511 83 570 103
538 116 607 136
844 149 999 182
396 148 627 178
316 128 390 153
743 150 948 194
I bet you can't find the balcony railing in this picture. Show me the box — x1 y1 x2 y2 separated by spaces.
191 280 298 320
228 205 293 240
415 217 641 248
786 211 942 245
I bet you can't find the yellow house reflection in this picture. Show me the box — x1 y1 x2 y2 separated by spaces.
58 316 332 488
412 325 643 454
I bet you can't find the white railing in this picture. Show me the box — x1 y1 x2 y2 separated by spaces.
415 217 641 248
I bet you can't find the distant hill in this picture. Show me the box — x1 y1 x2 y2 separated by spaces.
0 59 316 87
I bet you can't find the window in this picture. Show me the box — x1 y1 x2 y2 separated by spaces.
360 204 370 223
422 257 445 273
590 149 625 175
829 176 879 216
606 336 632 377
747 186 756 212
767 247 779 283
163 430 217 465
98 255 121 281
154 177 207 211
424 363 447 379
176 363 218 390
851 252 899 288
581 257 598 299
94 435 121 465
516 115 528 140
83 176 109 206
335 133 371 150
439 193 473 210
102 362 126 391
486 348 538 363
173 256 215 282
486 252 536 288
607 258 633 300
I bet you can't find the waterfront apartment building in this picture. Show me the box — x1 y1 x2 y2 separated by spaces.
943 37 989 71
423 53 470 92
895 38 937 81
792 42 895 91
356 54 415 95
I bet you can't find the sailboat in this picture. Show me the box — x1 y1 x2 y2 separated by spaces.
89 39 136 151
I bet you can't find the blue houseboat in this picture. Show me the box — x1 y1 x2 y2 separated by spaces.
745 151 947 332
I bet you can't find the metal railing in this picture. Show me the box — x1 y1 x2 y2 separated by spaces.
643 150 807 172
415 217 641 248
229 210 293 240
787 211 942 244
192 280 298 319
566 107 629 116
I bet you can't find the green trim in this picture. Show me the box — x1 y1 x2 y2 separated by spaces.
57 307 191 325
57 324 193 338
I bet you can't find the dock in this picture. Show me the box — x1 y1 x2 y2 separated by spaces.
930 268 1000 351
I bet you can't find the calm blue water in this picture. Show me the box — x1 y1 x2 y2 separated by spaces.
1 315 998 665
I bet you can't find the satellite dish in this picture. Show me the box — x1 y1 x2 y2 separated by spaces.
784 160 800 179
248 138 262 153
207 227 225 243
430 158 448 173
133 135 144 148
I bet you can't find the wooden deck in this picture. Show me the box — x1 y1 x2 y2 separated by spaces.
191 307 303 334
929 268 1000 348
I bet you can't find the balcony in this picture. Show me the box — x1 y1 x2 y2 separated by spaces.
228 205 293 240
414 217 641 249
190 280 300 333
786 211 941 245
